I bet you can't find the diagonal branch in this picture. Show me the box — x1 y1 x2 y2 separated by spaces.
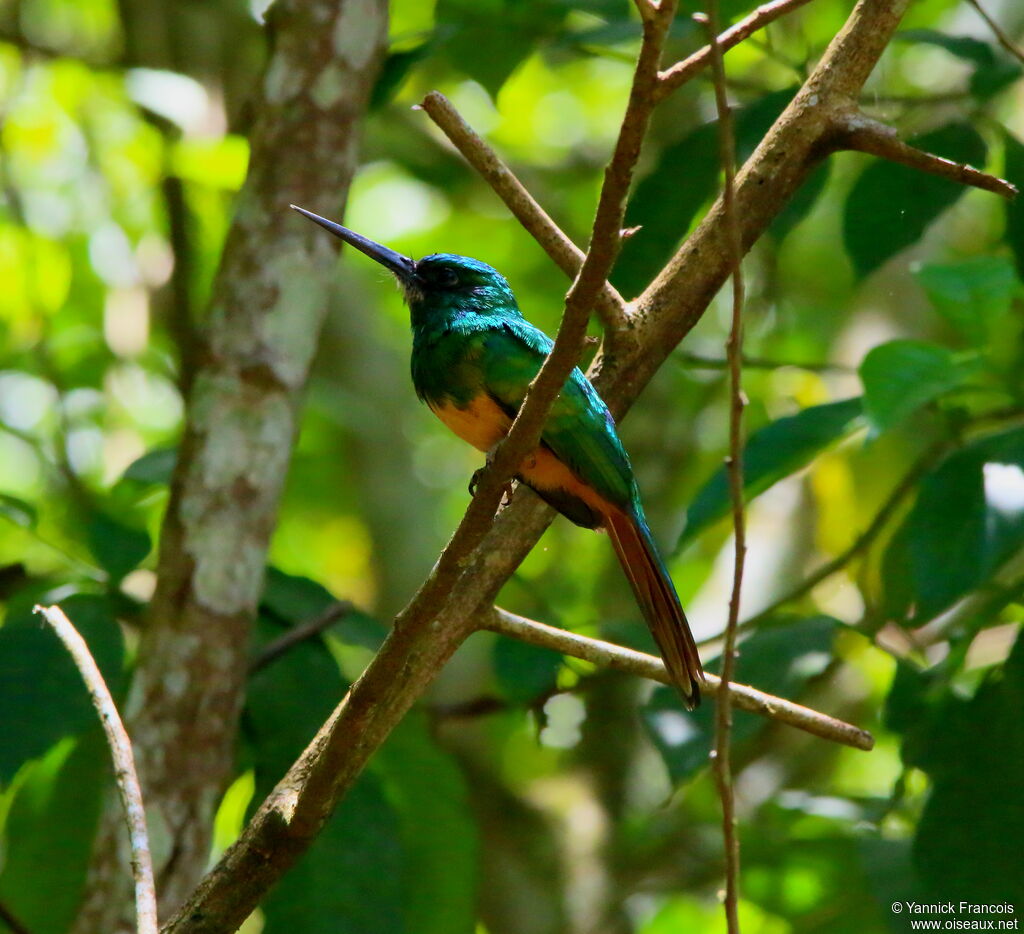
486 608 874 751
164 2 910 928
34 604 157 934
835 111 1018 200
967 0 1024 67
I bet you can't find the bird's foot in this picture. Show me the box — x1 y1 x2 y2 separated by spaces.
468 466 516 507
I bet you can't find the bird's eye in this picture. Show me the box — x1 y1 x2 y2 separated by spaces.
437 268 460 287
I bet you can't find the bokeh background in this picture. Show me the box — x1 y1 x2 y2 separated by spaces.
1 0 1023 931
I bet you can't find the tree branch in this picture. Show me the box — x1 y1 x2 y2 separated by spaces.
486 609 874 751
164 2 908 927
34 604 157 934
419 92 630 335
835 111 1018 200
656 0 817 100
697 7 746 929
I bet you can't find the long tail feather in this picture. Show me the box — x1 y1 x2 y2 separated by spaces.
604 508 704 708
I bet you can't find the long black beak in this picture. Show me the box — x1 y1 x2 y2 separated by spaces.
290 205 417 283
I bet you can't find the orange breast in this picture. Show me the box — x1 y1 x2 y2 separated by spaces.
430 395 512 453
431 396 613 518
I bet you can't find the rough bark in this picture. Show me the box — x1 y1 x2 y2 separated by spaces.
72 1 389 930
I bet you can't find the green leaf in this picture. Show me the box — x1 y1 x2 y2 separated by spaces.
493 636 563 705
911 630 1024 906
0 492 37 528
261 567 385 651
86 511 151 580
843 123 987 277
435 0 564 97
618 90 803 297
886 425 1024 620
897 30 1021 99
374 712 479 934
1005 130 1024 280
0 733 108 934
914 256 1017 344
0 595 124 781
371 44 432 110
680 397 862 547
247 620 408 934
121 447 177 484
859 339 969 435
643 617 838 782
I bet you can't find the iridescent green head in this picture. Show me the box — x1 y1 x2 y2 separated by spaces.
291 205 520 326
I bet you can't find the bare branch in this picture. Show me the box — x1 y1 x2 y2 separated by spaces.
657 0 816 100
34 604 157 934
419 92 630 335
967 0 1024 67
486 608 875 751
835 111 1018 200
697 6 746 929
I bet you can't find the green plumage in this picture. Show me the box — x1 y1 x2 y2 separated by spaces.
290 206 704 706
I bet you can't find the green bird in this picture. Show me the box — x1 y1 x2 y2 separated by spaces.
292 205 705 707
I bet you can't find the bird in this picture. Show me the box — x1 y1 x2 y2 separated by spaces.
291 204 704 708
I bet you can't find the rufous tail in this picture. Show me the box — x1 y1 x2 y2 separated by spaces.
604 507 704 709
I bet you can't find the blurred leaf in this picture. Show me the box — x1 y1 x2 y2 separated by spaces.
0 492 37 528
843 123 986 277
261 567 385 651
885 425 1024 620
911 629 1024 906
0 595 124 781
1005 130 1024 280
435 0 564 96
914 256 1017 344
898 30 1021 98
680 397 862 547
374 711 479 934
86 510 151 580
371 44 432 110
0 733 107 934
618 90 802 296
247 619 410 933
643 617 838 782
172 136 249 190
121 447 177 484
859 339 972 435
494 636 562 704
898 29 995 68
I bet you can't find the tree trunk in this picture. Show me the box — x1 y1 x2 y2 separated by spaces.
71 2 389 930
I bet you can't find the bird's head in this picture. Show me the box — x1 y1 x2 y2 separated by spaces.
291 205 520 324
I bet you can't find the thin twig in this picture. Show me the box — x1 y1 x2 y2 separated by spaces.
418 92 630 335
967 0 1024 67
657 0 816 100
698 7 745 932
486 609 874 751
33 605 157 934
835 111 1018 200
250 601 355 673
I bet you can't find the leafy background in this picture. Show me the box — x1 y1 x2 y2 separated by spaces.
1 0 1023 931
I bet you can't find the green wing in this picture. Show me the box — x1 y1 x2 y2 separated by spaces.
479 321 638 512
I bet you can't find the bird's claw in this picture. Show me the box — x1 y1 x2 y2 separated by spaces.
468 468 516 508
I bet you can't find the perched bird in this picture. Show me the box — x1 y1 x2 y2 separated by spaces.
292 205 704 707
